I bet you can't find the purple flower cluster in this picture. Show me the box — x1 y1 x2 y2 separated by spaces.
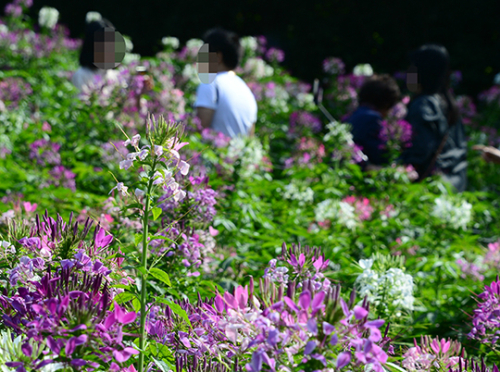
456 258 484 281
0 212 142 370
402 336 463 372
46 165 76 191
468 278 500 345
456 95 477 124
0 77 32 108
158 175 218 224
102 140 129 164
289 111 322 134
29 139 61 166
265 47 285 63
379 118 413 151
323 57 346 75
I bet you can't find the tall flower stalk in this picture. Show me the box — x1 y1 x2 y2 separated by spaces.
111 114 189 372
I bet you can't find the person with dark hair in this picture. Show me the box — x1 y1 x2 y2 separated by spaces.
402 44 467 192
194 28 257 138
345 74 401 165
71 16 118 91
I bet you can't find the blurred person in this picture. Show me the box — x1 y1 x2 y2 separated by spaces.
402 44 467 192
71 17 118 91
345 74 401 166
473 145 500 164
194 28 257 138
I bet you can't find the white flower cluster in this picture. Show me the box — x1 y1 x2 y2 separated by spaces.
314 199 358 230
295 92 315 110
123 53 140 65
244 58 274 79
431 195 472 230
268 85 290 113
123 36 134 53
38 7 59 29
0 24 9 35
355 259 415 317
324 121 354 145
353 63 374 76
281 183 314 206
182 63 199 84
85 11 102 23
240 36 258 53
227 136 266 178
0 210 14 224
0 240 15 255
162 36 180 49
186 38 204 50
112 134 189 202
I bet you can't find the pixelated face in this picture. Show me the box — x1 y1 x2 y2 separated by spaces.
197 43 218 84
93 27 125 69
406 66 419 92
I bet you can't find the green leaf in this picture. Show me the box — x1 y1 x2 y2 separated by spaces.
132 298 141 313
113 292 136 305
149 267 171 286
111 284 130 290
134 233 143 247
152 359 173 372
152 207 162 221
150 235 176 244
155 297 191 328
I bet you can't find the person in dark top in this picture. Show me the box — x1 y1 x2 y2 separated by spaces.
402 44 467 192
346 74 401 166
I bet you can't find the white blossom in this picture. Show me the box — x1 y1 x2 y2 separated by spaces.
124 36 133 53
314 199 358 230
355 262 415 315
124 134 141 148
282 183 314 206
154 145 163 157
134 188 145 197
353 63 373 76
179 160 190 176
431 195 472 230
186 38 204 50
244 58 274 79
85 11 102 23
38 7 59 29
119 159 134 170
240 36 258 52
182 63 199 84
162 36 180 49
109 182 129 196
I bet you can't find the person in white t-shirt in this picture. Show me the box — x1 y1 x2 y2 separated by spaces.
194 28 257 138
72 18 117 91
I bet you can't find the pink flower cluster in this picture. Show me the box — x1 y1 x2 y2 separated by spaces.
342 196 374 221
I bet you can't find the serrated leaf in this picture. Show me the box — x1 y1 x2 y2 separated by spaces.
152 207 162 221
149 268 171 286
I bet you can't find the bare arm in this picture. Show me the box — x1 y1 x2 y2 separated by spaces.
196 107 215 129
473 145 500 165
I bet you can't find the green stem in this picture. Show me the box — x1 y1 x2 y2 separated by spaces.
138 161 156 372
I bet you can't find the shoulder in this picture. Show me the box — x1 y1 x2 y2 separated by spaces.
348 107 381 124
408 94 440 113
